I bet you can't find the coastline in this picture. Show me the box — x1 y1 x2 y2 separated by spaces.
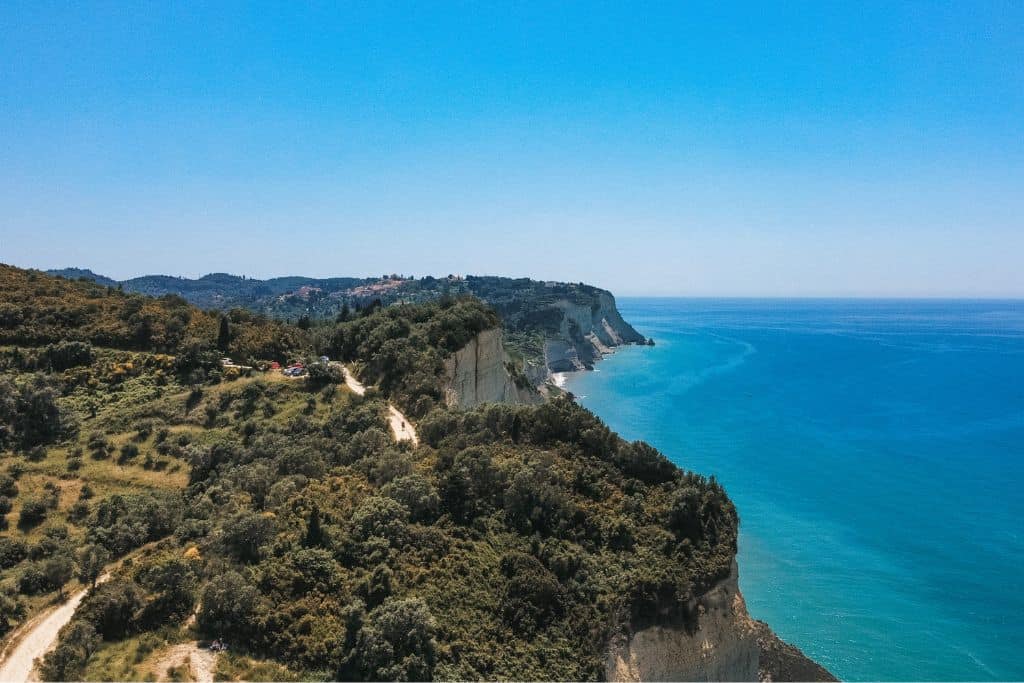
562 297 1024 680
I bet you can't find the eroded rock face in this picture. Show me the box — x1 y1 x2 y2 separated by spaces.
606 563 760 682
444 328 540 409
606 561 835 683
547 292 647 373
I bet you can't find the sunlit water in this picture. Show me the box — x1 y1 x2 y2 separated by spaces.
564 299 1024 681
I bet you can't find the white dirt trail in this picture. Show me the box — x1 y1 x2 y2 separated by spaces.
334 363 418 445
151 641 217 683
0 575 109 683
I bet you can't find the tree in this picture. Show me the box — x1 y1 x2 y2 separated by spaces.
42 553 74 598
39 621 99 681
136 558 197 626
77 579 143 639
349 496 409 548
220 510 277 563
76 545 109 588
337 302 351 323
198 571 258 640
499 552 563 634
303 504 324 547
380 474 439 523
355 597 437 681
217 315 230 351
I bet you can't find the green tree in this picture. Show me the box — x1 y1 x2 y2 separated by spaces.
39 621 99 681
42 553 74 599
355 597 437 681
198 571 258 640
217 315 230 351
76 545 109 588
303 504 324 547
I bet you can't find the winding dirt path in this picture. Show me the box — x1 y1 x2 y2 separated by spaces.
387 405 419 445
335 363 418 445
0 575 109 683
339 364 367 397
150 641 217 683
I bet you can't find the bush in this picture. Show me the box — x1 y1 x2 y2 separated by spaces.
198 571 258 641
76 579 144 639
349 496 409 548
219 511 277 563
380 474 440 523
0 537 27 568
39 620 100 681
0 473 17 497
18 496 50 529
117 442 140 464
355 597 437 681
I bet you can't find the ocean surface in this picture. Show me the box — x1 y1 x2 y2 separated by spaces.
563 299 1024 681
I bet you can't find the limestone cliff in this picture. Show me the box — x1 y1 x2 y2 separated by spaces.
544 290 648 374
443 328 541 409
606 562 834 682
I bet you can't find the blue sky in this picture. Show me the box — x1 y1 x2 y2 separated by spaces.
1 2 1022 296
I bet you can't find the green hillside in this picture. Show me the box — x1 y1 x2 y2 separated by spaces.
2 265 736 681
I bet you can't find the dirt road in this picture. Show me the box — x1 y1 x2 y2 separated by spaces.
0 575 109 682
336 363 418 444
388 405 419 445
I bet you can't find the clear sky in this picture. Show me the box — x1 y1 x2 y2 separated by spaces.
1 2 1022 296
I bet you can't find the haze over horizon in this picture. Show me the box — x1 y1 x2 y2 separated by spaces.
2 2 1022 297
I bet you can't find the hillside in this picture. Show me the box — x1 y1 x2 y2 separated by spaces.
49 269 649 385
3 265 829 681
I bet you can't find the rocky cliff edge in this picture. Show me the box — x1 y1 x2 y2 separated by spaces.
443 328 542 409
606 562 835 682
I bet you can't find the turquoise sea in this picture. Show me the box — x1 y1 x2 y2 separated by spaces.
563 299 1024 681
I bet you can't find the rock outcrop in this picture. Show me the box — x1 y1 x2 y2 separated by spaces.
606 562 834 682
443 328 541 409
544 291 647 374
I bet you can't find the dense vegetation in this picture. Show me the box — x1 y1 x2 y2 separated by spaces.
2 265 737 681
47 269 646 378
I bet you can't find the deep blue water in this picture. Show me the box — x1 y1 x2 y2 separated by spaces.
564 299 1024 681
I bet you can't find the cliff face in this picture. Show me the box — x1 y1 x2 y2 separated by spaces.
606 562 834 683
545 291 647 374
443 328 541 409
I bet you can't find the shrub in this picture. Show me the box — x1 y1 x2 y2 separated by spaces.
76 579 144 639
39 621 100 681
349 496 409 548
18 496 50 529
219 511 277 564
355 597 437 681
117 442 140 464
380 474 440 523
198 571 258 640
0 537 27 568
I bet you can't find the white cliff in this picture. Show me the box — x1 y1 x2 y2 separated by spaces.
443 328 540 409
606 561 834 682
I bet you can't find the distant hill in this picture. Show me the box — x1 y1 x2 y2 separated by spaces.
48 269 649 383
46 267 119 288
